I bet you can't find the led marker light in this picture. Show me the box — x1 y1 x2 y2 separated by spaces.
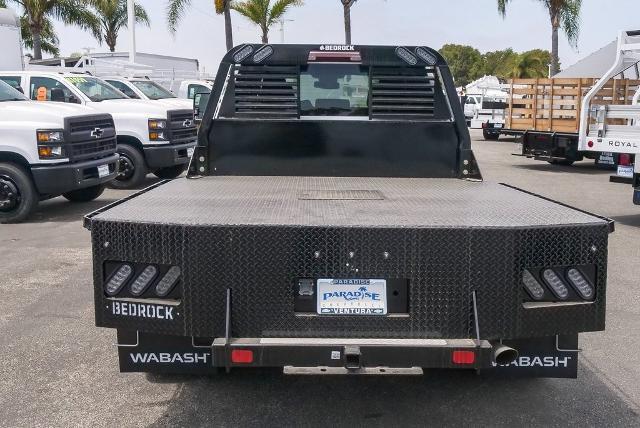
105 264 133 296
155 266 181 297
130 265 158 296
522 269 545 300
566 268 595 300
542 269 569 300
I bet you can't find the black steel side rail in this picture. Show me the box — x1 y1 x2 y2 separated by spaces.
83 180 170 231
500 183 615 233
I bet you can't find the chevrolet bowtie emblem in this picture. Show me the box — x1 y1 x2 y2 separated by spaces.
90 127 104 138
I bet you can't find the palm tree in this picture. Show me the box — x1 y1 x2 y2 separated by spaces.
497 0 581 76
166 0 234 51
91 0 149 52
20 15 60 56
341 0 356 44
1 0 100 60
506 50 549 78
232 0 303 44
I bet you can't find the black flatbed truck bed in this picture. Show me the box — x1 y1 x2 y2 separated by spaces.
86 44 612 378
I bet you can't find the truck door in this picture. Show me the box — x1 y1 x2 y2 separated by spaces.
28 76 81 103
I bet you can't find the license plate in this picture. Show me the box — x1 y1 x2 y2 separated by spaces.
617 165 634 178
317 279 387 315
97 164 110 178
187 147 195 158
494 123 503 129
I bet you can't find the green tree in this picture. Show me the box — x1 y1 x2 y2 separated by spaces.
232 0 303 44
439 44 482 86
166 0 234 51
497 0 581 76
20 15 60 56
341 0 356 44
478 48 518 77
505 49 552 78
1 0 100 60
91 0 149 52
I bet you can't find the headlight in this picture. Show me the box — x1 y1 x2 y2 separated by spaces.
148 119 168 141
36 130 65 159
37 130 63 143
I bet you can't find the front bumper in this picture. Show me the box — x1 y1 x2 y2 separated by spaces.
31 154 119 196
143 141 196 169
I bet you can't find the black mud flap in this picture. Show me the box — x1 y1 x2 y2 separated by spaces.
493 335 579 378
117 330 217 374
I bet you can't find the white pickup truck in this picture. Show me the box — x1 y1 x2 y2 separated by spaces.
0 71 197 188
102 77 193 110
0 80 119 223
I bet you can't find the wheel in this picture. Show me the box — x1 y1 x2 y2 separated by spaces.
109 144 147 189
547 159 575 166
62 184 105 202
482 129 500 141
0 162 39 224
153 164 187 180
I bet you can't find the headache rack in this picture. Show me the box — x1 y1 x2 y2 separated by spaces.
579 29 640 155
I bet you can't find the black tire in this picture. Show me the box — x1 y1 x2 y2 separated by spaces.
547 159 575 166
0 162 39 224
153 164 187 180
62 184 105 202
482 129 500 141
109 144 147 189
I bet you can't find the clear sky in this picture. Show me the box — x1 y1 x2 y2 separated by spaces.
5 0 640 74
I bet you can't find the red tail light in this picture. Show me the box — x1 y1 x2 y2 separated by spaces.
619 154 631 166
452 350 475 365
231 349 254 364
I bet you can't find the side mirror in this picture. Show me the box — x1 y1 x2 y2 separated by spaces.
69 94 81 104
50 87 65 102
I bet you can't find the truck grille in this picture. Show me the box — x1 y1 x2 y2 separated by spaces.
233 65 299 118
370 66 436 119
64 115 117 162
167 110 197 144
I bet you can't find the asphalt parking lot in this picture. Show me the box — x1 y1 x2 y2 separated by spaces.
0 129 639 427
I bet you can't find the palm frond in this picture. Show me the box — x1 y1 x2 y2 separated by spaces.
559 0 581 48
496 0 510 17
267 0 302 26
166 0 192 33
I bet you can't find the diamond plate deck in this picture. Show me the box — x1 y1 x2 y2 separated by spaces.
93 176 605 228
91 176 609 341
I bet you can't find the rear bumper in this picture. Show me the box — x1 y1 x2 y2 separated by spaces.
143 141 196 169
116 330 580 378
31 154 119 196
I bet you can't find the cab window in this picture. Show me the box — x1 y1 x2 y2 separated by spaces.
300 64 369 116
106 80 139 99
29 77 77 103
188 84 210 100
0 76 23 92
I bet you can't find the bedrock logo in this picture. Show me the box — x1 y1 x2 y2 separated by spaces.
111 301 174 320
129 352 209 364
319 45 355 51
498 356 572 368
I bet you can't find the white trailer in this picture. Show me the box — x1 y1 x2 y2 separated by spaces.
578 30 640 204
0 8 24 72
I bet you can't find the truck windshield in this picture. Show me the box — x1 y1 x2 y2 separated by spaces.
300 64 369 116
0 80 28 102
65 76 127 102
131 80 176 100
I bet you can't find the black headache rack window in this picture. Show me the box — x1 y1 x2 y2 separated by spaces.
221 63 450 120
194 45 475 179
